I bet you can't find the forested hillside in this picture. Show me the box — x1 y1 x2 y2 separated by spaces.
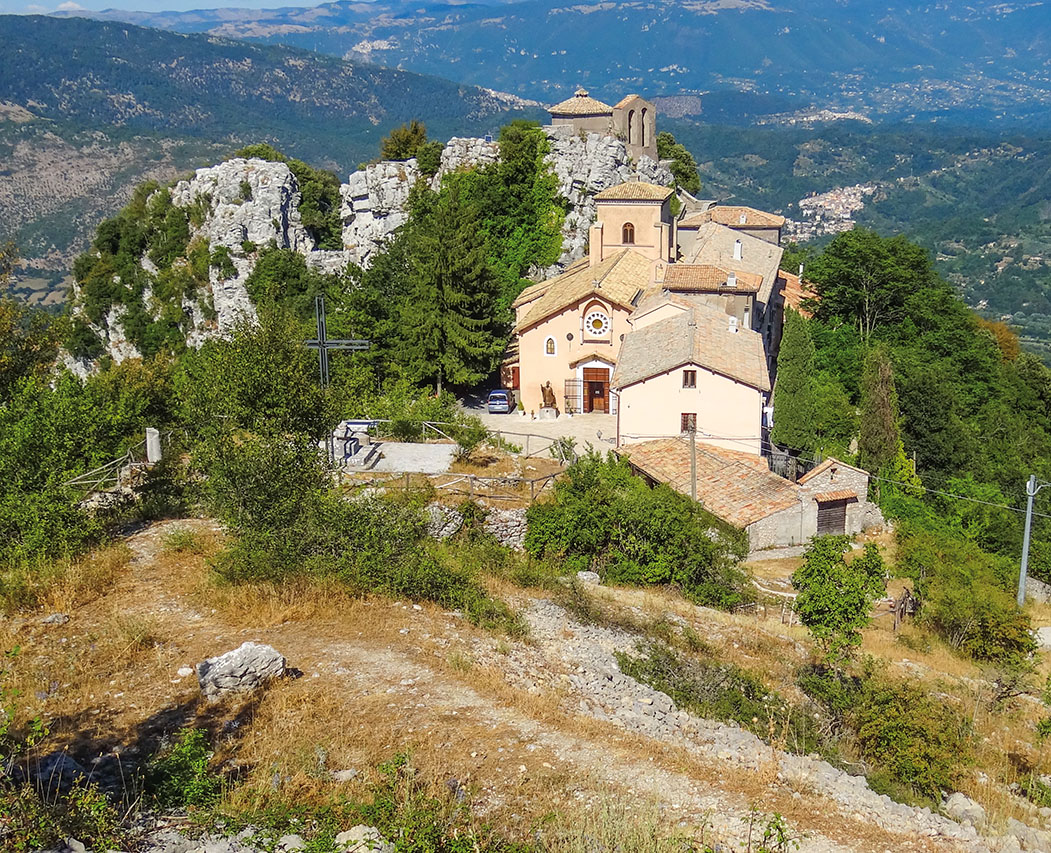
61 0 1051 127
0 15 540 297
670 120 1051 362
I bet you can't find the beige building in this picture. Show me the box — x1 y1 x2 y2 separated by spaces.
548 88 658 161
612 300 770 453
504 180 805 458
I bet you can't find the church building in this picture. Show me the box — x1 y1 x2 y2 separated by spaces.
548 88 658 162
509 178 782 454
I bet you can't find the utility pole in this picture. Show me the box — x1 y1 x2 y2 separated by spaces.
1018 474 1050 608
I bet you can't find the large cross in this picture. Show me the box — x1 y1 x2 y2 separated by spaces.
305 294 370 387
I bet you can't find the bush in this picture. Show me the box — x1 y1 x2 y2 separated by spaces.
897 522 1034 662
526 452 748 608
146 727 223 809
0 782 125 853
618 642 822 755
798 664 973 803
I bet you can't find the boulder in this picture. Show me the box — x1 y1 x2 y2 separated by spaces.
19 751 86 794
196 642 286 702
1036 626 1051 652
334 825 394 853
942 791 985 826
576 571 601 585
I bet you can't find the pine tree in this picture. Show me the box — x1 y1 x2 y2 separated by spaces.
397 182 506 394
771 309 820 452
858 344 900 473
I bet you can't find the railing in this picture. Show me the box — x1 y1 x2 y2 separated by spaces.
62 439 151 494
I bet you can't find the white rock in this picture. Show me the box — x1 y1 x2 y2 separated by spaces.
195 642 286 702
576 571 601 585
942 791 986 826
334 825 393 853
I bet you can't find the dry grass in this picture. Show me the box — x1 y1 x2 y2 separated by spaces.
0 542 133 614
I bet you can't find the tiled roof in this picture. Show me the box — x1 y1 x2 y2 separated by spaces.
797 457 869 485
619 439 800 528
613 94 646 109
514 249 651 332
685 222 784 305
660 264 762 294
814 490 858 502
549 88 614 116
611 301 770 391
595 181 675 201
779 269 816 318
569 349 617 366
681 205 786 230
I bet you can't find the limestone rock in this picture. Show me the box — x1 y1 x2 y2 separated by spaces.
276 835 306 852
576 571 601 585
942 791 986 826
196 642 286 702
334 825 393 853
425 503 464 540
340 126 673 275
1036 626 1051 652
19 751 86 794
340 160 421 269
482 507 528 551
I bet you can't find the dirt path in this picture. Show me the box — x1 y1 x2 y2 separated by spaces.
9 521 991 853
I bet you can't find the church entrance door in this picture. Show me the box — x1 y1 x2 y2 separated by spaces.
582 367 610 413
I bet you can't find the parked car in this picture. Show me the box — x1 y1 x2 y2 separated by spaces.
487 388 516 414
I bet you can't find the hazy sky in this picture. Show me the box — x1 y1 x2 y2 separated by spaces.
1 0 322 13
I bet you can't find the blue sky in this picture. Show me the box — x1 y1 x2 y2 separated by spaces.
2 0 321 12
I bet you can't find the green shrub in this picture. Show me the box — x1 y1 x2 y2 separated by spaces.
0 782 126 853
162 527 205 555
146 727 223 809
798 664 973 803
526 452 748 608
897 522 1034 662
617 642 822 755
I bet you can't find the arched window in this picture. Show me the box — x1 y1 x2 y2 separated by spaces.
640 108 648 148
544 336 556 356
622 222 635 244
627 109 635 145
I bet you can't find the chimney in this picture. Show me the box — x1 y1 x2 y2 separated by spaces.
739 212 747 225
651 261 667 287
727 271 737 288
733 239 742 261
798 263 804 278
728 316 739 334
589 222 604 267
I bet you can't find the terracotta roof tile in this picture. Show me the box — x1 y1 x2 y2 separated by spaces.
613 94 646 109
619 439 799 528
611 301 770 391
549 88 614 116
514 250 651 332
779 269 817 318
595 181 675 201
681 205 786 229
659 264 762 294
797 457 868 485
814 490 858 502
685 222 784 305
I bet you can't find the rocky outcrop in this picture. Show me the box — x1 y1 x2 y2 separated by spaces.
196 641 286 702
339 127 673 273
423 502 527 550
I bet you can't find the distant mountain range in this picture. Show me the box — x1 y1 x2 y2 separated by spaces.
0 14 540 296
54 0 1051 127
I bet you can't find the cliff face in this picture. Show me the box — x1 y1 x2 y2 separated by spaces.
71 131 672 366
339 127 672 271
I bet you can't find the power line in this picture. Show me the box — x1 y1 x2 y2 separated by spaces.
621 431 1051 521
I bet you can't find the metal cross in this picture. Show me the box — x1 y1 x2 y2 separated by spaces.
305 294 370 387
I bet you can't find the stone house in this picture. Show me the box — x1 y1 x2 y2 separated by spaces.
619 440 884 549
549 88 658 161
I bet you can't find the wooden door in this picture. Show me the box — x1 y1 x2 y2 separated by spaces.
816 499 848 535
582 367 609 413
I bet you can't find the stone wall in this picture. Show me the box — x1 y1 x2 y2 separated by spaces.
424 502 527 551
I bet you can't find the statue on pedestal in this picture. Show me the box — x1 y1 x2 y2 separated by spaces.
541 381 557 409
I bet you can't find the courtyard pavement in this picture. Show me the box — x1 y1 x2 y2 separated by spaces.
466 403 618 457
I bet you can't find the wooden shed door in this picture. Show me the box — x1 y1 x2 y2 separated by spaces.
816 499 848 535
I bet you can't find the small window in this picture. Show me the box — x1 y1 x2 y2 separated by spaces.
681 413 697 433
622 222 635 244
544 337 556 356
682 370 697 389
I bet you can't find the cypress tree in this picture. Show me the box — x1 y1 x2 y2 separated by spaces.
771 308 820 452
858 344 900 473
398 182 506 395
